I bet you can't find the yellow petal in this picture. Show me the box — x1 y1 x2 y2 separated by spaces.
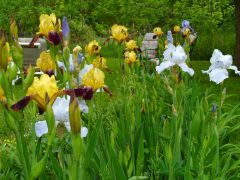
36 51 56 72
92 56 107 69
27 74 59 109
85 40 101 55
126 40 137 50
82 68 105 91
125 51 138 65
111 24 128 42
38 13 61 36
174 25 181 33
153 27 163 37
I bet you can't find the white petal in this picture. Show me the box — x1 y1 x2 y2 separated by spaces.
79 100 89 113
173 46 187 64
209 69 228 84
156 61 175 74
228 65 240 75
210 49 222 64
53 96 70 123
35 121 48 137
178 63 194 76
81 127 88 138
222 55 233 67
163 44 175 61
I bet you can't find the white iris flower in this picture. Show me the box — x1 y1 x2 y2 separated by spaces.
156 44 194 76
202 49 240 84
35 96 88 138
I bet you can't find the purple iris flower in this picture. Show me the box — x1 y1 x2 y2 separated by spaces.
62 16 70 39
167 31 173 44
182 20 190 28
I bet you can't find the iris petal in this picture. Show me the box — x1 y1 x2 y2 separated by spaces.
178 63 194 76
156 61 175 74
35 120 48 137
62 16 70 39
48 31 61 45
209 69 228 84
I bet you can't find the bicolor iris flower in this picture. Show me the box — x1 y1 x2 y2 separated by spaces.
82 67 105 91
85 40 101 55
26 74 60 110
30 13 62 46
79 64 108 92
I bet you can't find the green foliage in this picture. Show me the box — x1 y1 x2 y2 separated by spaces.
0 0 236 60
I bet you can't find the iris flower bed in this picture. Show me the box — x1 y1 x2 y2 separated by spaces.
0 14 240 179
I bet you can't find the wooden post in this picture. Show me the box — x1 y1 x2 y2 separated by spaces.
235 0 240 67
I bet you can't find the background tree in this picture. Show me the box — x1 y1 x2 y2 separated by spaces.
0 0 236 60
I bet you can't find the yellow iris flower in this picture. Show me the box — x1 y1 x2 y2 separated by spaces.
82 67 105 91
36 51 56 72
38 13 61 37
85 40 101 55
111 24 128 42
27 74 59 110
92 56 108 69
174 25 181 33
125 51 138 65
126 40 137 50
153 27 163 37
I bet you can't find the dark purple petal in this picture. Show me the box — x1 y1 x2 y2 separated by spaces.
74 87 93 100
64 87 93 100
48 31 61 45
62 16 70 39
44 70 55 77
11 96 32 111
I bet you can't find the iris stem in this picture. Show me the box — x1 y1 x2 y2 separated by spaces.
15 132 30 180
